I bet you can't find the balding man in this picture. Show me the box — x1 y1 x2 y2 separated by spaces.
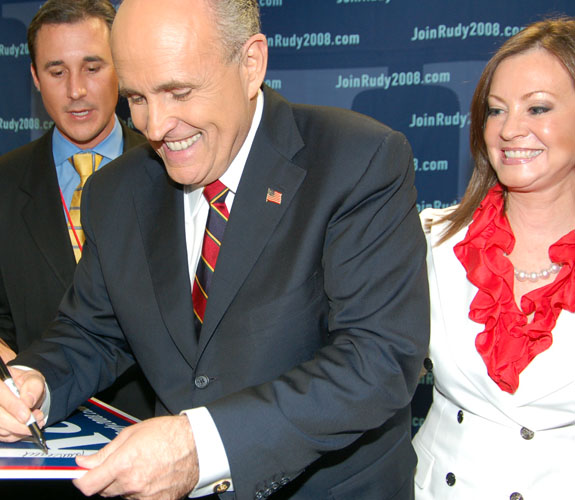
0 1 429 499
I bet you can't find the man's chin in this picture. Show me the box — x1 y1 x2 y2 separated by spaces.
59 131 103 149
164 164 203 187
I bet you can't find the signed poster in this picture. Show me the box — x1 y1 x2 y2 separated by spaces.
0 398 137 479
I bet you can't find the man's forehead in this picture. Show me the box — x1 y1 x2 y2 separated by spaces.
111 7 220 68
112 0 211 41
35 19 112 60
39 17 110 38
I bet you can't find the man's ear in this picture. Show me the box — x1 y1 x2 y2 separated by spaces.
241 33 268 98
30 63 41 92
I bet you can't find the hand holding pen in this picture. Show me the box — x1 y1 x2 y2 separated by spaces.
0 357 48 453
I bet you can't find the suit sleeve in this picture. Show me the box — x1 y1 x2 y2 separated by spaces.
13 175 136 423
0 267 17 352
207 130 430 496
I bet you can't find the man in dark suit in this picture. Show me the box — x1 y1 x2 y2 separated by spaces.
0 0 152 420
1 0 429 499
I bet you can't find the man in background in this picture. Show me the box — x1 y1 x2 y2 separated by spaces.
0 0 153 419
1 0 429 498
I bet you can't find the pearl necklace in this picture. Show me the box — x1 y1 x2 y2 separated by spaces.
514 262 562 282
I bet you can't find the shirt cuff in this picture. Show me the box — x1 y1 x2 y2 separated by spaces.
181 406 233 497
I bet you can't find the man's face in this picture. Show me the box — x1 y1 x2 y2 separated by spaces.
112 0 266 186
31 17 118 149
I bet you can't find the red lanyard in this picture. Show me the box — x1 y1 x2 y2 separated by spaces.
59 188 83 253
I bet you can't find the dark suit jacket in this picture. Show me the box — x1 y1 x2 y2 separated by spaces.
16 87 430 499
0 121 154 419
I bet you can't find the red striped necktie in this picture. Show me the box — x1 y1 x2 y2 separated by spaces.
192 180 230 334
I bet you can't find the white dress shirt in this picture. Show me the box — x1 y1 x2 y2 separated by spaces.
182 90 264 497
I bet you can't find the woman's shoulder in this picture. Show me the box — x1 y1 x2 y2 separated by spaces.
419 206 459 235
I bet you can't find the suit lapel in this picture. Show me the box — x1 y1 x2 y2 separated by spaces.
132 149 197 365
18 125 144 290
19 132 75 288
429 225 485 383
198 88 307 352
120 121 146 151
130 91 307 361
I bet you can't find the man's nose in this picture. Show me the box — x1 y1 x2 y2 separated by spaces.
67 72 88 100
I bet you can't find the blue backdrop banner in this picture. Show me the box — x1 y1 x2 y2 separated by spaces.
1 0 574 433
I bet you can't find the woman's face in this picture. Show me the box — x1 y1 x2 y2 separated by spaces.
484 48 575 195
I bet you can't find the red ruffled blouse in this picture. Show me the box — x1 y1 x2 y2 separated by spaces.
453 184 575 393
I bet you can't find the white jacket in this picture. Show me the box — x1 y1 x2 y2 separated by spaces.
413 207 575 500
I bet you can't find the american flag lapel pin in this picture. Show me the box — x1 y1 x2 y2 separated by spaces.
266 188 283 205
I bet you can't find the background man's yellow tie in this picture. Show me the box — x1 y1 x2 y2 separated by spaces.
68 152 103 262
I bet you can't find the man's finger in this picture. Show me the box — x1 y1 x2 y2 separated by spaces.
73 446 117 497
14 369 46 410
0 380 32 425
0 405 34 439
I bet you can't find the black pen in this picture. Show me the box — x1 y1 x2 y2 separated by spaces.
0 357 48 454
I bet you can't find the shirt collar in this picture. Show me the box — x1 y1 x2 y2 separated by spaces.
52 115 123 165
218 89 264 194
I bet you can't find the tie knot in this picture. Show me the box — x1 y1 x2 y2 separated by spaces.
70 152 103 181
203 180 229 204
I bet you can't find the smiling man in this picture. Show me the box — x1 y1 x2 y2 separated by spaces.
0 1 429 499
0 0 152 419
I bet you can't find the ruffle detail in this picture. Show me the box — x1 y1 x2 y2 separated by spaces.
453 185 575 393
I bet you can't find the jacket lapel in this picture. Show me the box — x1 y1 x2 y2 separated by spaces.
132 149 198 365
198 88 307 352
120 121 146 151
18 125 144 290
19 132 75 288
429 223 485 383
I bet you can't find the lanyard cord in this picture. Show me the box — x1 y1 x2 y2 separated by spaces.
59 188 83 253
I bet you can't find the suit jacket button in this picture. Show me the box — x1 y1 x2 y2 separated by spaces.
194 375 210 389
213 480 230 494
510 493 523 500
457 410 464 424
255 491 264 500
270 481 280 491
520 427 534 440
423 357 433 371
445 472 456 486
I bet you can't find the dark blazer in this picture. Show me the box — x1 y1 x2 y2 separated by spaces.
0 121 154 419
17 87 430 499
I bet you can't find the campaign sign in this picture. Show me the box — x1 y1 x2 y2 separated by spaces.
0 398 137 479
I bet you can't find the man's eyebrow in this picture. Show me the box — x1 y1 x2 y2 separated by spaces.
43 55 105 71
153 80 196 92
83 55 106 64
119 86 137 98
44 60 64 70
119 81 196 98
